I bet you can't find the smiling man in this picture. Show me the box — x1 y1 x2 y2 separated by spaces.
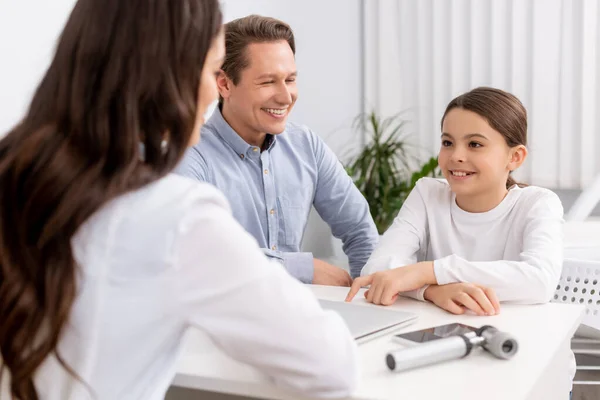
176 15 378 286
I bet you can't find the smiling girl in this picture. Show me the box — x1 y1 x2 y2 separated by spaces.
346 87 564 316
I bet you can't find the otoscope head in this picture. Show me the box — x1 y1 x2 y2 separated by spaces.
476 325 518 359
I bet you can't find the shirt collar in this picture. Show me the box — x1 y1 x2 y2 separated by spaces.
206 106 277 158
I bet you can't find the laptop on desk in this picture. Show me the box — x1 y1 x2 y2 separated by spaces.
319 299 418 341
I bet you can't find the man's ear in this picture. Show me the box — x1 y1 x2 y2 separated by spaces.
508 145 528 171
216 70 232 100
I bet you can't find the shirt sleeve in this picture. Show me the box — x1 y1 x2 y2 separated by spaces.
360 179 430 300
172 189 358 398
261 249 315 284
433 191 564 304
173 147 210 182
310 130 379 278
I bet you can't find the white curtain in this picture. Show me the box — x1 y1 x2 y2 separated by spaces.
363 0 600 189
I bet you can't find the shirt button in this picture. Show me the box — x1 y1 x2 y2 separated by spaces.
239 154 245 159
271 245 277 250
253 147 259 152
264 169 269 174
270 209 275 215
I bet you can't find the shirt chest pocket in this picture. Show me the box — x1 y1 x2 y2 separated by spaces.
277 185 313 246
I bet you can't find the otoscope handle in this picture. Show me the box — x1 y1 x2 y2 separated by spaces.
386 334 474 372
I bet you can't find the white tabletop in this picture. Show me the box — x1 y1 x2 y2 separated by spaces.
173 285 585 400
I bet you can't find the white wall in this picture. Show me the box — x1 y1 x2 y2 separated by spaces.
0 0 78 134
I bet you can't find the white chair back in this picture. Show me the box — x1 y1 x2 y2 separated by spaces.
553 258 600 332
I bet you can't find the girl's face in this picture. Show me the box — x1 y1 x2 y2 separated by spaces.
438 108 525 206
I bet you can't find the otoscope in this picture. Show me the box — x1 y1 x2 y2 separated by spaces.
386 325 518 372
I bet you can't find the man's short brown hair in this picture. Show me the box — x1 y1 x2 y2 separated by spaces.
222 15 296 84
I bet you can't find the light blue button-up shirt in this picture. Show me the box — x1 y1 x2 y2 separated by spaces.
175 107 378 282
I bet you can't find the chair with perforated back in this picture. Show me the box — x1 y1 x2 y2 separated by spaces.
553 258 600 387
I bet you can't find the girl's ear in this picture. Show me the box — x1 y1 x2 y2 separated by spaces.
508 145 527 171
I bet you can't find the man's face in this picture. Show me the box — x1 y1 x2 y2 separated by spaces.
220 40 298 139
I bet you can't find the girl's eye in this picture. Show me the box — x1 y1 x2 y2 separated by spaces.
442 140 453 147
469 142 483 148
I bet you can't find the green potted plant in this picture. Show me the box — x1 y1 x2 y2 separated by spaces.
346 111 440 234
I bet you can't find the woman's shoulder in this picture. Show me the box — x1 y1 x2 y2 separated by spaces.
156 174 229 207
105 174 231 231
72 174 233 271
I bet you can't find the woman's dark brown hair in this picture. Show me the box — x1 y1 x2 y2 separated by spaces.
440 86 528 188
0 0 221 398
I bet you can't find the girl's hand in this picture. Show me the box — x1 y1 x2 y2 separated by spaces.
345 262 436 305
424 283 501 316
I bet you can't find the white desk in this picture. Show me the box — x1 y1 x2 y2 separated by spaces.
172 285 585 400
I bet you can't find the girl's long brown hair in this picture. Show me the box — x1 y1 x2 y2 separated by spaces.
0 0 221 398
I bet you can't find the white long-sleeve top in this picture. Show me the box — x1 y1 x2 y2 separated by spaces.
361 178 564 304
26 174 358 399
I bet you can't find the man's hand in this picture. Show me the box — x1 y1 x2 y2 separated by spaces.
424 283 500 316
345 262 436 305
313 259 353 287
